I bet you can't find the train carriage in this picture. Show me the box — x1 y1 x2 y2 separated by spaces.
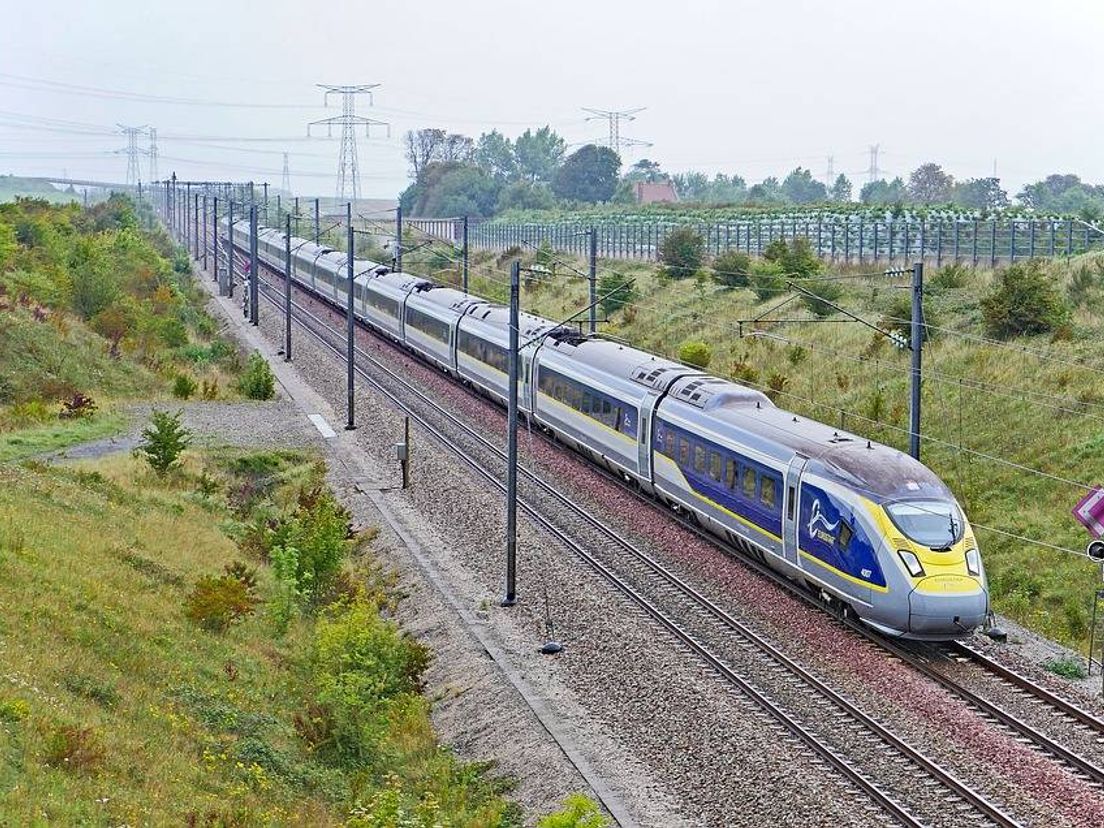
403 285 473 371
455 306 552 407
533 337 686 482
361 271 427 339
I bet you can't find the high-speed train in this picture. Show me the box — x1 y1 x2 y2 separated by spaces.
222 217 990 640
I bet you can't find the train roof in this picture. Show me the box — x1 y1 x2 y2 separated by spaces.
546 335 698 392
676 395 949 502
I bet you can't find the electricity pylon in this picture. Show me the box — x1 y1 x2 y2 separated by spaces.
281 152 291 193
116 124 149 187
581 107 651 154
309 84 389 203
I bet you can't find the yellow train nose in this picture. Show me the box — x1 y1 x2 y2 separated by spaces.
908 580 989 637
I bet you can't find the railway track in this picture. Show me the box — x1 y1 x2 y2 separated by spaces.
252 271 1023 827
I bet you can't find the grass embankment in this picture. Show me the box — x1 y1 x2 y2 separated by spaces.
0 195 242 461
410 241 1104 652
0 449 548 825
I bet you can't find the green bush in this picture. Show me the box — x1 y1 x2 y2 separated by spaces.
1043 655 1088 680
799 276 843 317
930 262 971 290
597 273 638 318
763 236 822 277
748 259 786 302
658 227 705 280
172 373 198 400
184 573 258 632
268 486 354 608
712 250 751 288
539 794 609 828
981 260 1071 339
237 351 276 400
312 595 431 767
136 409 191 475
678 340 712 369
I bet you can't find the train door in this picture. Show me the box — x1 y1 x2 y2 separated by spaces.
783 454 808 567
637 392 659 485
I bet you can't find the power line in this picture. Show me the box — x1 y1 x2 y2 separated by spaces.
309 84 390 203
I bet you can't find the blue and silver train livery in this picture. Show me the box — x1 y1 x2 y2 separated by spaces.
222 217 990 640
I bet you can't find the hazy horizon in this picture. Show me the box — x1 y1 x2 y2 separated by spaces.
2 0 1102 199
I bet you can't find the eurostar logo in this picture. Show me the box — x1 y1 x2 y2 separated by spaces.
807 498 839 544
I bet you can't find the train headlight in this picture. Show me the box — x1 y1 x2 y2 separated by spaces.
898 549 925 578
965 548 981 577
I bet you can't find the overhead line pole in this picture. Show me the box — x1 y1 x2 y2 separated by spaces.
588 227 598 334
503 258 520 607
909 261 924 460
284 212 293 361
345 201 356 431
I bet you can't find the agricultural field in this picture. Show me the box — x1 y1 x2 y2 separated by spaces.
409 240 1104 652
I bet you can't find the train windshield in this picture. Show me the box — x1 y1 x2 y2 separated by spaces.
885 500 963 549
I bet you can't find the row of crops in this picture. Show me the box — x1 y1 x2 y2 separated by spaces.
465 215 1104 264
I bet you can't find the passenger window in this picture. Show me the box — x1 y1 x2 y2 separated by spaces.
726 459 737 489
742 467 757 498
693 445 706 474
838 521 853 550
582 393 592 414
761 477 776 509
679 438 690 465
614 407 623 431
664 431 674 457
709 452 722 482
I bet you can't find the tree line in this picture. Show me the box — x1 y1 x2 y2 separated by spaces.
400 126 1104 222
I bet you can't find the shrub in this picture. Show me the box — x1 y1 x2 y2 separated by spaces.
185 574 258 632
981 260 1071 339
658 227 705 280
731 361 760 385
312 596 431 767
763 236 822 277
539 794 609 828
200 378 219 400
58 392 97 420
597 273 638 318
237 352 276 400
1043 655 1087 680
136 409 191 475
766 372 789 403
44 726 105 774
930 262 971 290
678 340 712 369
748 260 786 302
799 277 843 317
712 250 751 288
0 698 30 723
268 486 354 607
172 373 198 400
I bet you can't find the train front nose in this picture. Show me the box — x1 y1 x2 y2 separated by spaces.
907 576 989 638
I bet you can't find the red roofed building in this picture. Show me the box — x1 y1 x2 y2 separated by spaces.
634 180 679 204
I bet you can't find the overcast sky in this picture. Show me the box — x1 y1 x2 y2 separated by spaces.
1 0 1101 199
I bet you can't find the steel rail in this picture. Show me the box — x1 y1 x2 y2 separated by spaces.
252 270 1019 827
